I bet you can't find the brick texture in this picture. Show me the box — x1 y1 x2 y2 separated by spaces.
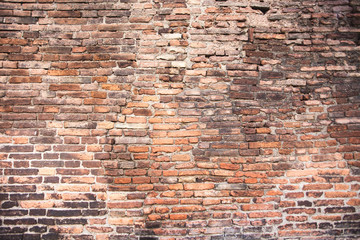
0 0 359 239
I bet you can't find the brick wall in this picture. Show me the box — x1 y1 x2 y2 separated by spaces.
0 0 359 239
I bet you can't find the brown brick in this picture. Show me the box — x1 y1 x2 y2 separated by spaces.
9 76 42 84
0 145 33 152
133 109 152 116
0 69 29 76
48 11 81 18
0 46 21 53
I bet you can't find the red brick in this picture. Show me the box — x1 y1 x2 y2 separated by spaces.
303 184 333 190
241 204 273 211
172 205 206 212
286 216 308 222
124 169 147 176
128 146 149 153
243 163 271 171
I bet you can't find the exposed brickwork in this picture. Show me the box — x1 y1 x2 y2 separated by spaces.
0 0 359 239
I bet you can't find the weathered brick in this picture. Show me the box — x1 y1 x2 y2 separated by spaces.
1 1 360 239
243 163 271 171
9 76 42 83
249 142 281 148
19 201 54 209
47 210 82 217
107 202 143 209
184 183 215 190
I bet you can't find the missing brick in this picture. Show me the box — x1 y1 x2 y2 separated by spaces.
251 5 270 14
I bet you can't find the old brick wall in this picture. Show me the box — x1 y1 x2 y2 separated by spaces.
0 0 359 239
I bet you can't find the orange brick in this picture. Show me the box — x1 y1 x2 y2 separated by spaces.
153 124 180 130
152 146 181 153
303 184 333 190
248 212 282 218
19 201 54 208
325 192 357 198
167 130 201 137
286 170 318 177
184 183 215 190
58 129 90 136
126 117 147 123
108 218 134 225
128 146 149 153
243 163 271 171
249 142 281 148
48 70 78 76
241 204 273 211
256 128 271 134
170 214 187 220
153 138 174 145
172 154 191 161
114 178 132 184
347 199 360 206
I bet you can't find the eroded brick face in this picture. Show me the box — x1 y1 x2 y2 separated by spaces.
0 0 359 239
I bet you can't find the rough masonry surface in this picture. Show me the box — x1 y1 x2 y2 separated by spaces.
0 0 359 239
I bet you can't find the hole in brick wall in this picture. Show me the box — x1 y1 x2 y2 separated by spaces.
139 237 159 240
145 222 161 229
300 87 312 101
351 168 360 175
251 6 270 15
137 229 156 236
300 87 310 95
